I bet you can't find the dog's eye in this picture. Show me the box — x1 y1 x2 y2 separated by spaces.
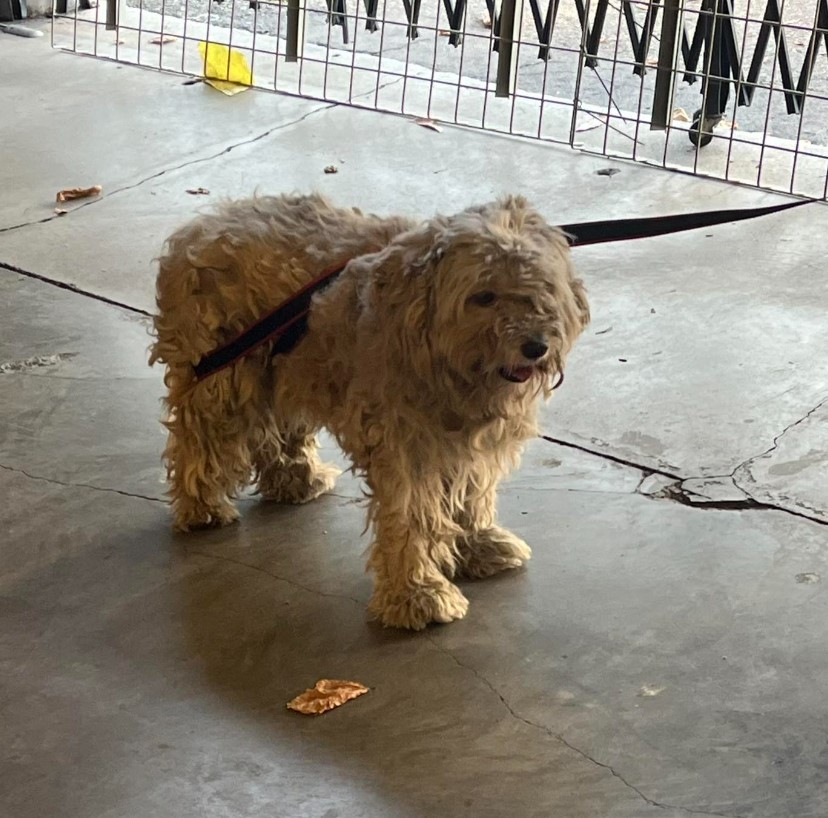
468 291 497 307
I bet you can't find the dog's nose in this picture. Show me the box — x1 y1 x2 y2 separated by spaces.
521 339 548 360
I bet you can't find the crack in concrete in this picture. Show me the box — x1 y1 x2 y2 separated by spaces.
646 474 826 525
188 548 365 606
1 460 366 510
651 484 767 513
424 635 744 818
731 394 828 500
0 102 336 237
0 462 166 504
540 430 828 526
0 260 152 316
541 434 682 482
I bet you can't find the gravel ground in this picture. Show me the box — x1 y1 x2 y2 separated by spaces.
129 0 828 144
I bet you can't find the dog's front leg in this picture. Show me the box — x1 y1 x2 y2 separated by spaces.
366 489 469 630
454 479 532 579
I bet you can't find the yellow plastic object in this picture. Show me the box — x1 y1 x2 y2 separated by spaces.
197 41 252 95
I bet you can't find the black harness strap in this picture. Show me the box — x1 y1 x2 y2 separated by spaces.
193 198 815 382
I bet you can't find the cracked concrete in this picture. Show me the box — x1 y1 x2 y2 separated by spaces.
0 101 335 236
0 461 166 504
3 29 828 818
421 636 731 818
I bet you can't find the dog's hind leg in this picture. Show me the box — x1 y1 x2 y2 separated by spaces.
253 423 340 505
454 476 532 579
161 366 255 532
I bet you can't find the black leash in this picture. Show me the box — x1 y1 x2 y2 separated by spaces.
193 198 815 382
561 197 811 246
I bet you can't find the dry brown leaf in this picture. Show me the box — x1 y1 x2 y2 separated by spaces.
56 185 102 203
54 208 68 216
720 119 739 131
438 28 451 36
671 107 689 122
414 117 442 132
323 165 339 174
150 35 176 44
186 187 210 195
480 13 491 28
287 679 369 715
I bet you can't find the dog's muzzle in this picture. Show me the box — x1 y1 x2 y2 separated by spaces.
499 336 556 384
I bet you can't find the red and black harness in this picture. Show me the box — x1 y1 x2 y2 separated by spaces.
193 198 811 382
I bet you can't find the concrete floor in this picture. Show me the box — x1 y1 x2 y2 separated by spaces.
3 27 828 818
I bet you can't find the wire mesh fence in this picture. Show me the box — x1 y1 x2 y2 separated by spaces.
52 0 828 197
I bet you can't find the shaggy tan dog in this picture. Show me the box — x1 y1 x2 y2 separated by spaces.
150 193 589 630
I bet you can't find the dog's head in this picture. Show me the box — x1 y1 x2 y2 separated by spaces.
362 196 590 409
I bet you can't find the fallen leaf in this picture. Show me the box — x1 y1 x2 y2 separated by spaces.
186 187 210 195
287 679 369 715
323 165 338 174
54 208 68 216
595 326 613 335
56 185 102 203
182 77 203 85
650 307 656 314
438 28 451 36
414 117 442 132
720 119 739 130
150 35 176 44
671 107 689 122
480 13 491 28
618 358 628 362
596 167 620 177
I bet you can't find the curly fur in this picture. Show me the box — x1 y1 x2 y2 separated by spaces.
150 192 590 630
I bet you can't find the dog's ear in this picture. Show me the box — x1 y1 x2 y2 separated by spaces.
569 275 591 333
355 218 449 380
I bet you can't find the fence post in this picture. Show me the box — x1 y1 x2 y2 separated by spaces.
651 0 682 129
286 0 306 62
495 0 524 97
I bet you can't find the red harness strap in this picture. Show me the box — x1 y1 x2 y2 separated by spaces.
193 261 347 381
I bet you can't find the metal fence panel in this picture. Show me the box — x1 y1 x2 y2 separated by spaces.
52 0 828 197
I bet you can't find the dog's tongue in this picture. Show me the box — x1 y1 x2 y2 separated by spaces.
502 366 534 383
512 366 534 382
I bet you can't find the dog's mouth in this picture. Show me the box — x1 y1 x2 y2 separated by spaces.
499 365 537 383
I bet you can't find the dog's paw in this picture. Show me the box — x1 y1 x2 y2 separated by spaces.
172 501 240 533
456 526 532 579
369 581 469 630
259 463 340 504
